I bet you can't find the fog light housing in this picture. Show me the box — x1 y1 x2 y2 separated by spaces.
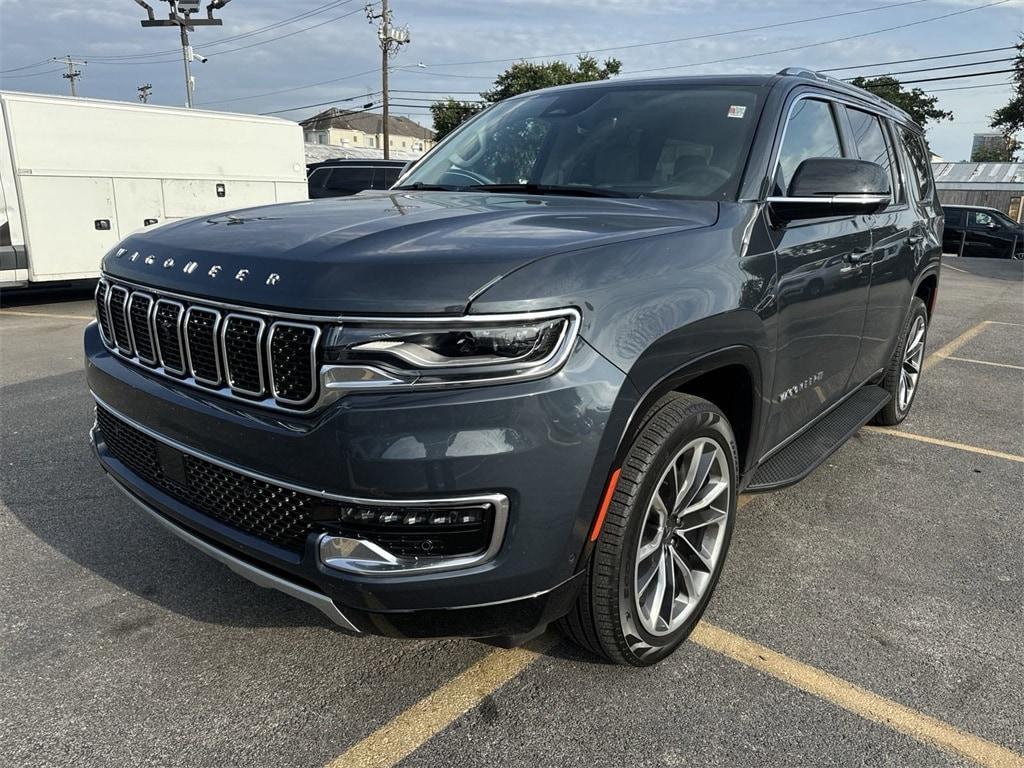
315 496 508 575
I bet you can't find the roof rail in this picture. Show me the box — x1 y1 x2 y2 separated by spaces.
776 67 911 120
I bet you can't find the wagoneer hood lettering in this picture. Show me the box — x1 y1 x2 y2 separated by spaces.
102 191 718 314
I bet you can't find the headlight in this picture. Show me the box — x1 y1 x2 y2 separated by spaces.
321 308 580 390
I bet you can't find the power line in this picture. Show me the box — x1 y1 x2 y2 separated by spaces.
621 0 1013 76
0 58 54 74
260 92 381 115
860 67 1017 87
821 44 1018 72
922 81 1013 94
418 0 933 69
842 56 1013 80
0 67 65 79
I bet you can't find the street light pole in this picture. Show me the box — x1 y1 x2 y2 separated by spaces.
180 22 194 108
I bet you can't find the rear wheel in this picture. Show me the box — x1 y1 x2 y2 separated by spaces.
873 297 928 426
560 393 737 666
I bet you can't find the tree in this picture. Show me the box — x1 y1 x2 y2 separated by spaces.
849 76 953 129
990 35 1023 162
429 55 623 140
429 98 486 142
971 144 1014 163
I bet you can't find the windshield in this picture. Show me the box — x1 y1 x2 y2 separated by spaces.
398 84 763 201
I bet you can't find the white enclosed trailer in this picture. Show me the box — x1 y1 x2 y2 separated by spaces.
0 91 307 287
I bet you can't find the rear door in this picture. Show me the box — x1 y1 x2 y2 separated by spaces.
764 95 873 450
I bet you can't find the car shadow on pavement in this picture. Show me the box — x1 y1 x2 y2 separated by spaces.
1 369 339 630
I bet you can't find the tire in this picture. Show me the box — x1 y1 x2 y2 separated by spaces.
559 393 738 666
872 297 929 426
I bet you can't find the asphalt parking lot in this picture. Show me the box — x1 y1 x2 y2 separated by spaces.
1 256 1022 768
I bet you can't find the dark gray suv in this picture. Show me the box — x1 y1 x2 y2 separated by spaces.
86 69 941 666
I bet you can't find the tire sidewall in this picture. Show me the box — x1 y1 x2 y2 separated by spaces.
894 300 929 420
616 409 738 665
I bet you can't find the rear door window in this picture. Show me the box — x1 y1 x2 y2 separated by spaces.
943 208 964 227
898 127 933 201
968 210 995 228
776 99 843 195
325 167 373 194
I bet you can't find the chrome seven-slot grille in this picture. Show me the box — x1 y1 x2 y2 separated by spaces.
95 278 321 409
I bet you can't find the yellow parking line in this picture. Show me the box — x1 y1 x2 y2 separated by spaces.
923 321 987 371
946 356 1024 371
984 321 1024 328
326 641 554 768
862 426 1024 464
691 624 1024 768
0 309 92 321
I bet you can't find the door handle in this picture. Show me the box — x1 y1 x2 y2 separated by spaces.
907 235 924 246
845 250 871 264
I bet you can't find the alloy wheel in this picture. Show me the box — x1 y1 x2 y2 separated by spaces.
633 437 731 637
898 315 926 413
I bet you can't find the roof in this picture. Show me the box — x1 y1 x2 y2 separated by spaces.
931 162 1024 189
303 143 424 164
300 108 434 140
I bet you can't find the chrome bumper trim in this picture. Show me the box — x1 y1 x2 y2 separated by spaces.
104 472 362 634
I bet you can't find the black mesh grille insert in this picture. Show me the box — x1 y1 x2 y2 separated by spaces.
154 301 185 374
223 316 264 395
185 308 221 385
108 286 133 352
270 324 317 403
95 282 113 343
96 406 315 552
129 294 156 364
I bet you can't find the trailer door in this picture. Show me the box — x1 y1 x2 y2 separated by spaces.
21 176 120 280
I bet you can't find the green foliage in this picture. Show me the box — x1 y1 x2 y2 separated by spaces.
990 35 1023 162
429 98 486 141
849 76 953 129
429 55 622 141
971 144 1014 163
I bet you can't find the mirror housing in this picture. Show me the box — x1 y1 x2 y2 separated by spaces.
768 158 891 223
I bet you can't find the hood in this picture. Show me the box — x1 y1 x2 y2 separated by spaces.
102 191 718 314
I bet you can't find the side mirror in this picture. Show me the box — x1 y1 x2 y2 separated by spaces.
768 158 891 223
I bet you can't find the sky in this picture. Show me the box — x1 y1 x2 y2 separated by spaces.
0 0 1020 161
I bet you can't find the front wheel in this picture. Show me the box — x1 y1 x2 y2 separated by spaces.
560 393 738 666
873 297 929 426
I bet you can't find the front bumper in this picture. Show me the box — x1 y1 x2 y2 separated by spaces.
85 322 634 639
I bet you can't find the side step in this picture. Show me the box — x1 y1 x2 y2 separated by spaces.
746 385 890 492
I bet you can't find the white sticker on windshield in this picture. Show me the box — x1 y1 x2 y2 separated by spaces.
727 105 747 119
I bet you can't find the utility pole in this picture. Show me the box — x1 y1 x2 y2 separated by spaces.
53 56 86 97
133 1 232 108
367 1 409 159
138 83 153 103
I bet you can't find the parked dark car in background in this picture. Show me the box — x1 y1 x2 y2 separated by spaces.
87 69 942 666
306 158 409 198
942 204 1023 259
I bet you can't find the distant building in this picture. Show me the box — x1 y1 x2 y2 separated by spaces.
932 161 1024 221
970 132 1011 161
300 109 436 155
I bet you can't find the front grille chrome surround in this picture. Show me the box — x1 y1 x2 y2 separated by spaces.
97 277 321 411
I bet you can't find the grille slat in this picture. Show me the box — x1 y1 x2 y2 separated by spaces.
185 307 222 386
95 281 113 344
107 286 133 354
269 323 319 405
128 293 156 365
154 300 186 375
222 314 265 397
95 279 322 410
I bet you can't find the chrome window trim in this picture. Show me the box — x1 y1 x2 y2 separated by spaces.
220 313 267 398
267 321 321 407
106 284 134 355
127 291 157 365
183 306 223 387
92 393 510 577
153 298 187 376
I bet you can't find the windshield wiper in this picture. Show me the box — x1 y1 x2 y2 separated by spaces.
466 183 631 198
392 182 463 191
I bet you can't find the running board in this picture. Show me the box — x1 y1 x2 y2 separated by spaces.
746 385 890 492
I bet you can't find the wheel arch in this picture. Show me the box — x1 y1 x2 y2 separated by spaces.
913 267 940 318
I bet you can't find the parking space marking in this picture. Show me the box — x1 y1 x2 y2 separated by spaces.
945 355 1024 371
943 263 970 274
923 321 988 371
0 309 92 321
691 623 1024 768
862 426 1024 463
326 641 555 768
